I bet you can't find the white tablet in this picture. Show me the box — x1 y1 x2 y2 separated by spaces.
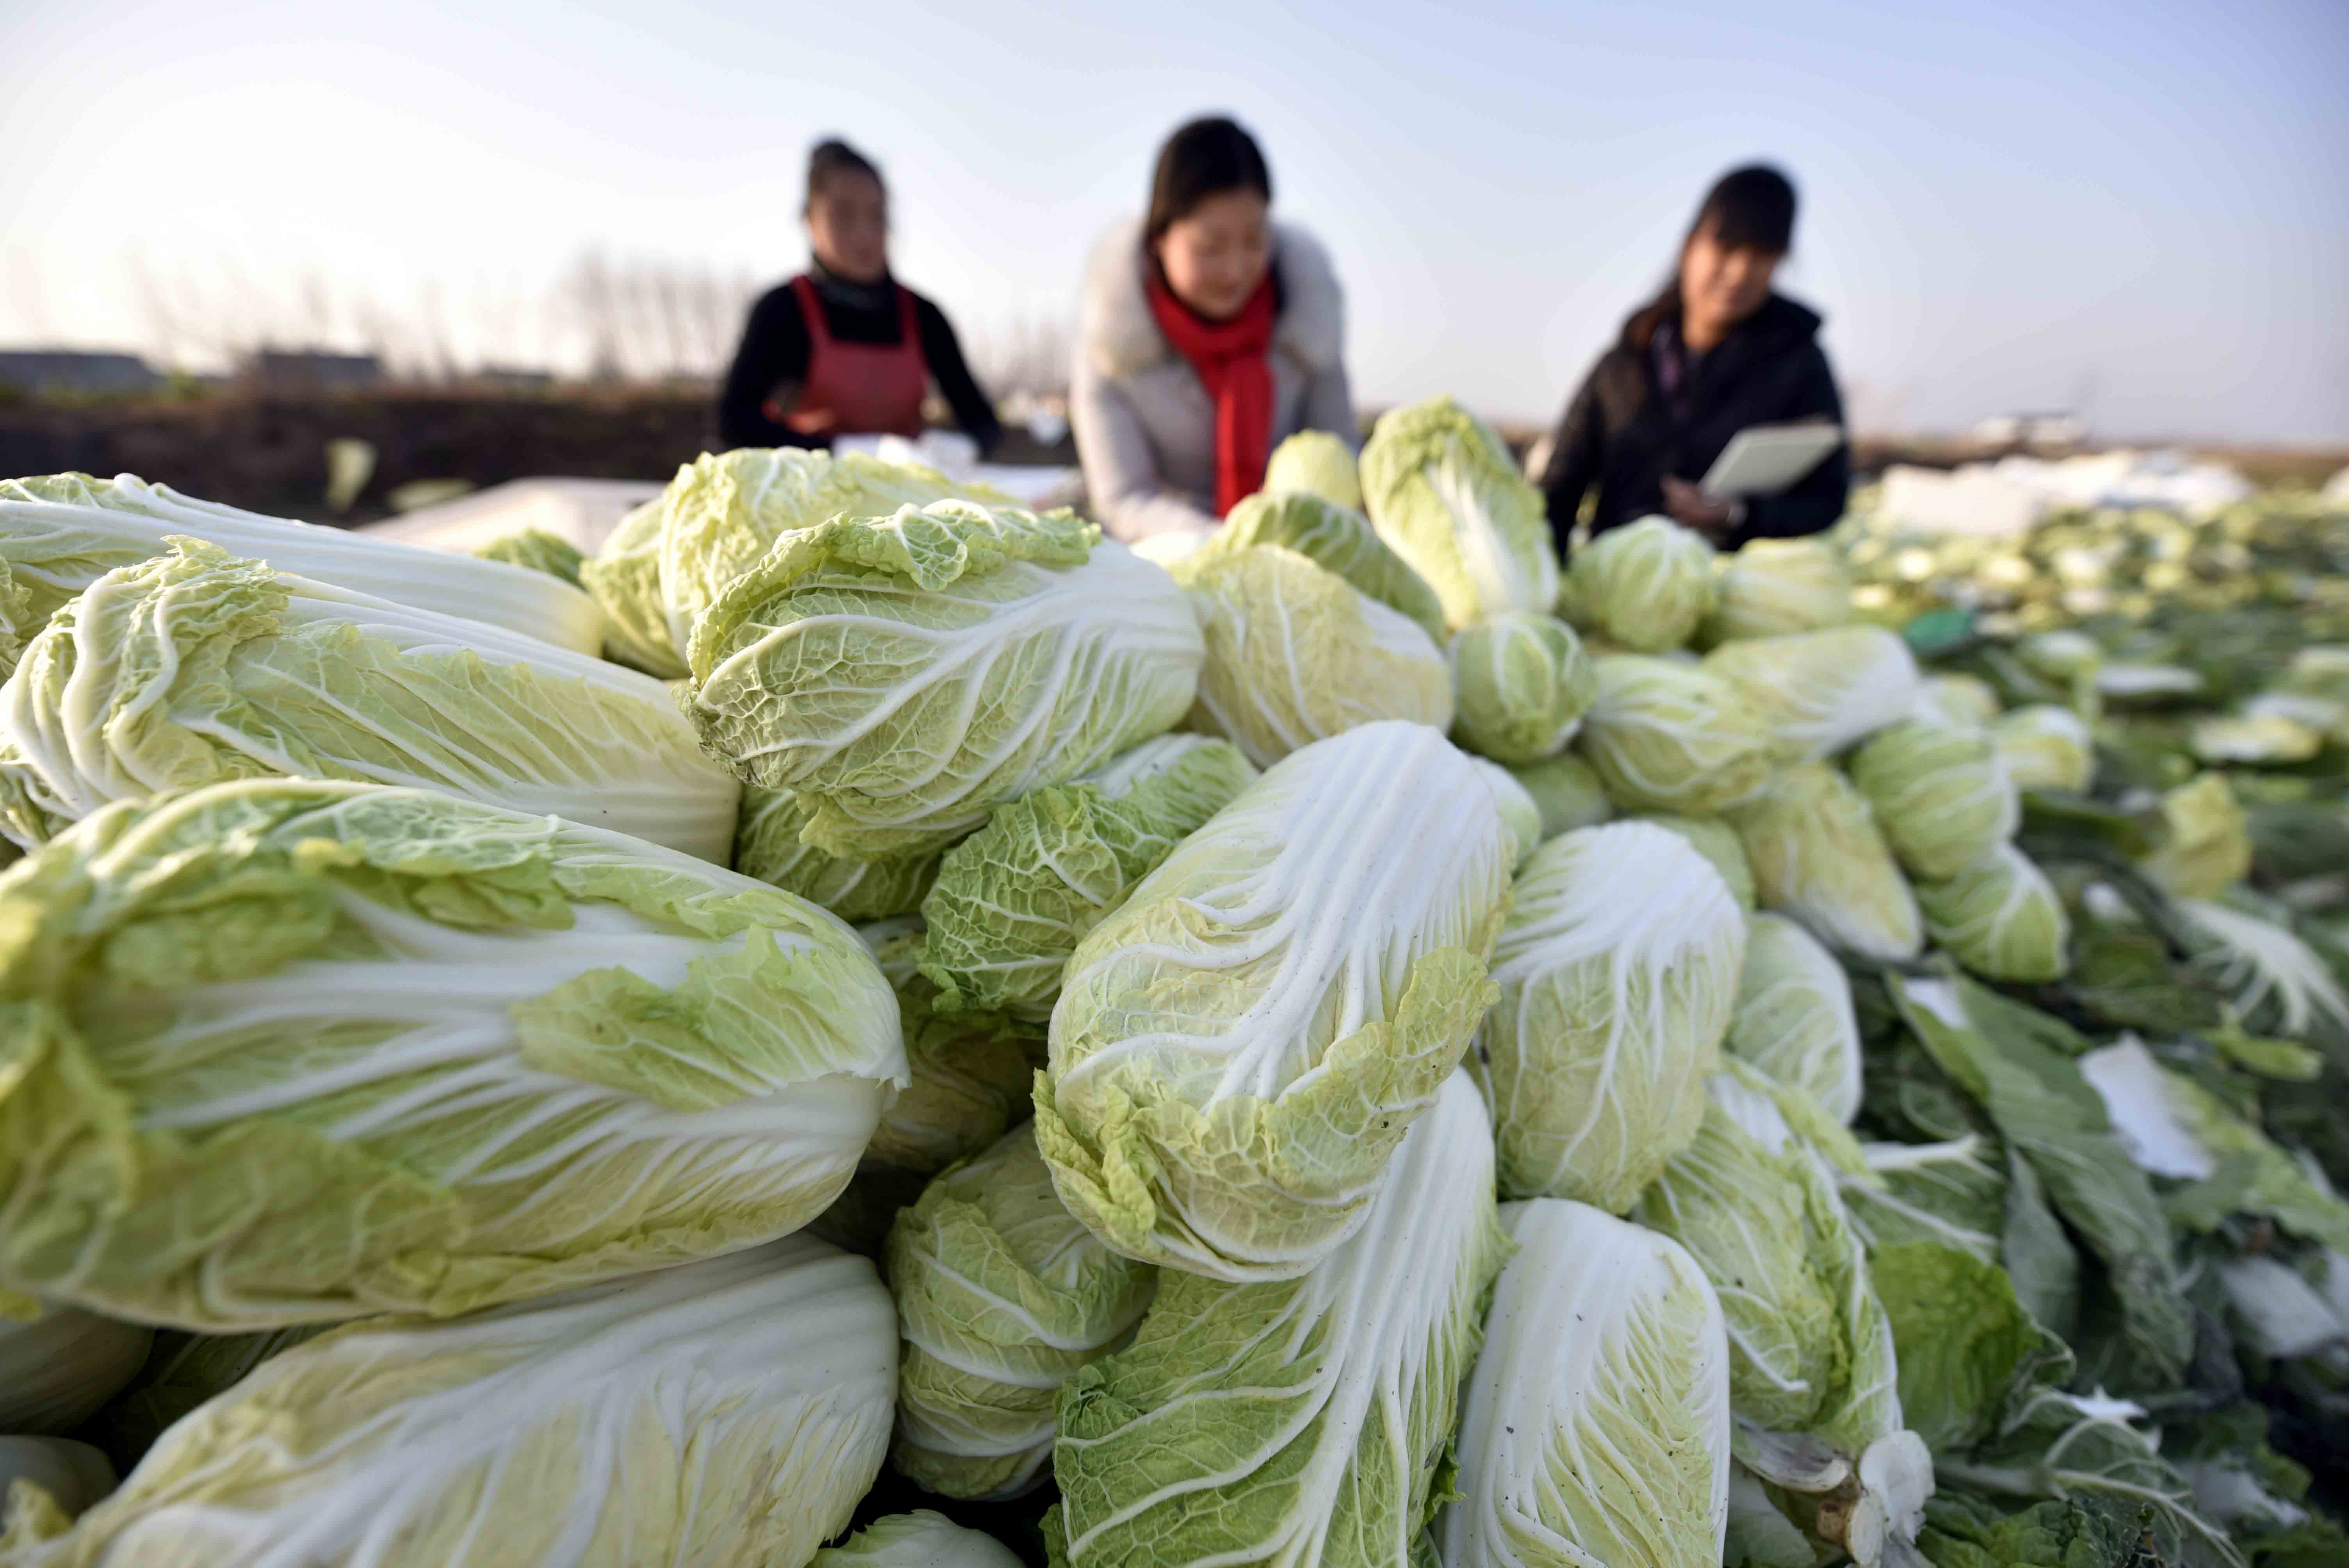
1700 422 1845 498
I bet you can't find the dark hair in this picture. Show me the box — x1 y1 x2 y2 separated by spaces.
1626 163 1798 347
805 138 884 210
1144 116 1272 243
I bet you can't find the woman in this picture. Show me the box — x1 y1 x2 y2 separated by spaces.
716 139 1000 454
1072 116 1356 543
1537 164 1849 553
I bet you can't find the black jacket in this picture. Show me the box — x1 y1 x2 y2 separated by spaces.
715 267 1002 453
1536 293 1848 553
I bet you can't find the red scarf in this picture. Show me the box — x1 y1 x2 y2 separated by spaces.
1145 268 1278 516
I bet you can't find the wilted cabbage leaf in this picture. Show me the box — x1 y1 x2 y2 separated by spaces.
1729 764 1924 960
1701 626 1921 763
1174 543 1453 767
1577 655 1776 813
0 777 907 1329
887 1123 1155 1499
1360 396 1560 632
1916 844 2071 983
814 1512 1025 1568
1449 611 1597 764
1442 1199 1732 1568
0 540 741 862
1726 912 1864 1123
1262 429 1365 512
1035 721 1511 1280
1208 489 1443 641
1562 516 1716 653
470 527 585 586
1050 1072 1509 1568
1508 751 1614 838
2 1237 896 1568
1988 704 2096 793
734 787 941 920
683 499 1203 855
1847 719 2019 881
1478 822 1747 1213
1701 536 1852 647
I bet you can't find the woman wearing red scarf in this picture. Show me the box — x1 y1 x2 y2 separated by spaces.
1073 117 1357 546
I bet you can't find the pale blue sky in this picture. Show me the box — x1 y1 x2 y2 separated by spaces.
3 0 2343 440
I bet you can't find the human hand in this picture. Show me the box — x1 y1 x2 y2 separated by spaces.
1660 476 1736 535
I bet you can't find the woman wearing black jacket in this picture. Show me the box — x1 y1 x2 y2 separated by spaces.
1537 164 1848 555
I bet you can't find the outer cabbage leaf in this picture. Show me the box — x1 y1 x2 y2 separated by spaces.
1988 705 2095 793
1050 1072 1510 1568
1359 396 1559 632
1634 812 1757 911
1918 675 2003 731
0 471 604 667
1470 757 1543 871
1848 720 2020 882
1561 516 1716 653
1701 627 1922 763
1262 429 1365 512
2 1237 896 1568
683 499 1203 855
734 787 941 921
0 1439 114 1542
1442 1199 1731 1568
0 1306 152 1434
0 540 741 862
814 1512 1025 1568
578 496 687 675
1917 844 2071 983
1729 764 1923 960
1841 1136 2007 1265
887 1123 1155 1499
1035 721 1511 1281
1208 490 1444 642
1727 912 1864 1123
1507 752 1613 839
2174 895 2347 1036
853 923 1036 1183
1477 822 1746 1213
469 527 585 586
1577 655 1775 813
1449 611 1597 764
0 777 907 1329
1701 536 1853 647
1871 1241 2071 1455
918 734 1256 1019
1173 544 1453 768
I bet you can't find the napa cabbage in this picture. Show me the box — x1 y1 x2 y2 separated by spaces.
1359 396 1559 632
1728 764 1924 960
1449 611 1597 764
1577 655 1776 813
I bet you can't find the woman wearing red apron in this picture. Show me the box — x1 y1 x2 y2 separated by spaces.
716 139 1001 454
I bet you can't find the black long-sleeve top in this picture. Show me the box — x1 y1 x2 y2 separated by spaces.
1536 292 1849 554
715 265 1002 453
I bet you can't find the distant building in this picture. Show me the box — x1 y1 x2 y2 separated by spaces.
1974 412 2088 450
0 350 164 396
238 351 385 392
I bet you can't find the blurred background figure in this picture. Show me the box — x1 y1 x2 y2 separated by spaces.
1538 163 1849 553
1071 115 1356 544
716 138 1001 454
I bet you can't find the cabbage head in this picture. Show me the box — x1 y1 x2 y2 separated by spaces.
1449 611 1597 764
1729 764 1923 960
683 499 1203 855
1701 536 1852 646
1477 822 1747 1213
1988 704 2095 792
1442 1199 1731 1568
1919 674 2002 730
734 787 941 921
1359 396 1559 631
887 1123 1155 1499
1034 721 1511 1280
1207 490 1447 641
2 1237 896 1568
1262 429 1364 511
0 471 604 670
0 540 741 863
1508 752 1614 838
471 527 585 587
918 735 1255 1019
1633 813 1756 911
1726 913 1864 1123
1700 626 1921 763
1847 718 2019 881
1562 516 1716 652
1051 1071 1509 1568
1173 544 1453 767
580 496 687 675
1635 1073 1902 1453
1576 655 1775 813
0 777 907 1329
1916 843 2071 983
0 1305 152 1435
1472 756 1543 870
815 1512 1024 1568
2139 774 2251 899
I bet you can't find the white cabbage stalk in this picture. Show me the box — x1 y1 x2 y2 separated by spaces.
1479 822 1746 1213
1206 490 1444 641
1701 536 1852 647
1448 611 1597 764
814 1512 1025 1568
886 1123 1155 1499
0 1238 896 1568
1052 1072 1510 1568
683 500 1204 856
1561 516 1717 653
1576 655 1776 813
1174 544 1454 768
1508 752 1614 838
1846 719 2019 882
1036 721 1512 1281
1700 626 1921 763
1262 430 1365 513
2076 1038 2215 1180
1726 912 1864 1124
0 777 906 1331
1989 704 2095 792
0 540 741 862
2219 1256 2347 1359
0 472 604 666
734 786 941 921
0 1307 153 1434
1916 843 2071 983
1442 1199 1732 1568
1470 756 1544 870
1359 396 1559 632
1729 764 1923 960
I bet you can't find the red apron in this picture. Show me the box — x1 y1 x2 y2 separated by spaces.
766 274 929 439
